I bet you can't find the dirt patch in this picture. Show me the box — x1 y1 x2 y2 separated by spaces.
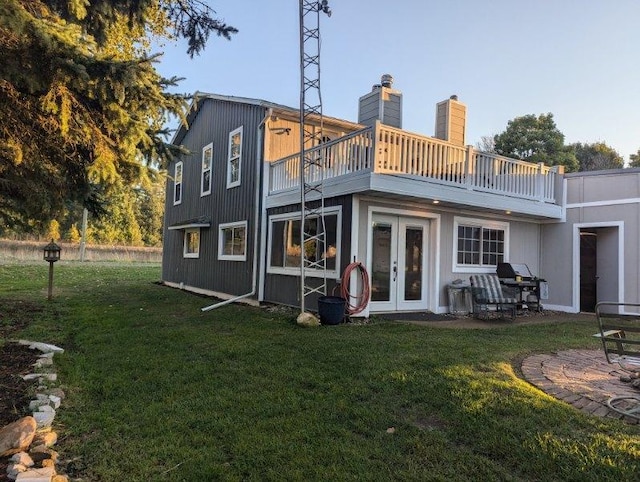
0 343 40 481
0 298 43 480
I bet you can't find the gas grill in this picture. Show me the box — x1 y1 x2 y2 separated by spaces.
496 262 548 311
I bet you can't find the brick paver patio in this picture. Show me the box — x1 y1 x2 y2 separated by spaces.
521 349 639 424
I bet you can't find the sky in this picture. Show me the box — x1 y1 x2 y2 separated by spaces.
154 0 640 163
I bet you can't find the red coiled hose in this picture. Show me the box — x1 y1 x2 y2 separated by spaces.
338 261 370 315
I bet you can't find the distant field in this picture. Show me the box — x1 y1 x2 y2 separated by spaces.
0 239 161 263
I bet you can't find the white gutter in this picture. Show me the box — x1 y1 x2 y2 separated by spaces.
201 108 271 312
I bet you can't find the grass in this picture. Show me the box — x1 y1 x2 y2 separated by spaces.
1 262 639 481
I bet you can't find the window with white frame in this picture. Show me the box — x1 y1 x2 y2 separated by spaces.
218 221 247 261
453 217 508 271
227 126 243 188
201 143 212 196
183 228 200 258
173 161 183 205
268 208 340 277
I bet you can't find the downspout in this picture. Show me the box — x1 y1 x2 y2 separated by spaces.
201 108 272 312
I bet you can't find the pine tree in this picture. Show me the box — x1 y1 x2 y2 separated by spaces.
0 0 236 232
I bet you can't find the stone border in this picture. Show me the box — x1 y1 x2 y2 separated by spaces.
1 340 69 481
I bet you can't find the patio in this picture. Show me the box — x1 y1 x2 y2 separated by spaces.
522 349 640 425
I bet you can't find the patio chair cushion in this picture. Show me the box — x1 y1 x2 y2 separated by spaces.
470 274 517 304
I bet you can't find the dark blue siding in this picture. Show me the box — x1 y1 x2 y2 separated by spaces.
162 99 265 296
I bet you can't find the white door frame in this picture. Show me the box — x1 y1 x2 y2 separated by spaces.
366 206 440 313
572 221 624 313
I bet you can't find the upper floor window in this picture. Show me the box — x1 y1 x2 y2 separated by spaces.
183 228 200 258
201 143 213 196
453 217 509 272
227 126 243 188
218 221 247 261
173 161 183 205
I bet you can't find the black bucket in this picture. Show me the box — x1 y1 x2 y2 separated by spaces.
317 296 346 325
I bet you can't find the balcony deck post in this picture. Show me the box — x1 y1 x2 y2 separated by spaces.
373 120 381 173
465 145 474 189
536 162 545 201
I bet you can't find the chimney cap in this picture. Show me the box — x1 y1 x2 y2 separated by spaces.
450 94 458 101
380 74 394 88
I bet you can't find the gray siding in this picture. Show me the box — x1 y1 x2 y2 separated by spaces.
263 195 353 308
541 170 640 310
358 88 402 128
162 99 266 297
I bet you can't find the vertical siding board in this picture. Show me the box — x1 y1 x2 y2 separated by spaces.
162 99 265 296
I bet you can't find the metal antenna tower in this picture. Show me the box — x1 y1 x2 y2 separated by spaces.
299 0 331 314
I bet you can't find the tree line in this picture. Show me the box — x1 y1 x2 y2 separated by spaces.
481 113 639 172
2 2 638 246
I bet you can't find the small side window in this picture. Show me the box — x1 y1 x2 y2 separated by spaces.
227 126 243 188
173 161 183 205
218 222 247 261
183 228 200 258
201 143 213 196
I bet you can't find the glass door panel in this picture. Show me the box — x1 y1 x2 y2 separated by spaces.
371 221 393 302
403 226 423 301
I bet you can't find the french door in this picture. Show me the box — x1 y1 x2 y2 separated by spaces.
369 214 429 312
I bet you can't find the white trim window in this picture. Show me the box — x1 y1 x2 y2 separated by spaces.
218 221 247 261
183 228 200 258
201 143 213 196
227 126 243 188
173 161 183 205
453 217 509 272
267 207 341 278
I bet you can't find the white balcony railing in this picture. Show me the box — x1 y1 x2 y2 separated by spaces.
268 122 564 204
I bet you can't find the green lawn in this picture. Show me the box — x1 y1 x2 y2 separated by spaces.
1 263 638 481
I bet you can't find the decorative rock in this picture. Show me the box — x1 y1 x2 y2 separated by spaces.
22 373 57 382
296 312 320 327
47 389 65 401
32 411 55 430
17 341 65 354
10 452 34 467
48 395 61 409
37 405 55 413
29 449 56 463
15 466 56 481
0 417 37 457
7 463 28 478
29 400 48 411
33 357 53 368
32 431 57 448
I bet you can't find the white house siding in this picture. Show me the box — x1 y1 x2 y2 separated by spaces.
353 195 542 314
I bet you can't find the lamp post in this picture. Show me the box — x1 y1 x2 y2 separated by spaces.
43 240 61 301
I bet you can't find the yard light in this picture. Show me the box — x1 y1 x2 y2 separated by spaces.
43 239 61 300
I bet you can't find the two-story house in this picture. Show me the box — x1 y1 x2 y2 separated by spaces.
165 75 639 317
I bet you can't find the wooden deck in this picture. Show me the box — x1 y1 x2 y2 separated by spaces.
268 121 564 206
